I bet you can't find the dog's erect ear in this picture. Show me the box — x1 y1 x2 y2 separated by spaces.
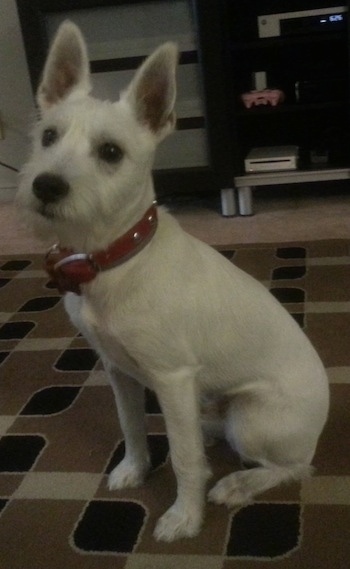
37 21 91 111
124 42 178 137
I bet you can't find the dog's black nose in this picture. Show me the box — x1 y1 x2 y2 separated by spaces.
32 173 69 204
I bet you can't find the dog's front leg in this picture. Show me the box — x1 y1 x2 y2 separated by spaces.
152 367 211 542
106 366 151 490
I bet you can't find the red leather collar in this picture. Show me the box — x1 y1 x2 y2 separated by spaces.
44 204 158 295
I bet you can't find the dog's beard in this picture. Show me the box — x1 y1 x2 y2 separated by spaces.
33 191 105 233
37 203 57 220
35 193 82 223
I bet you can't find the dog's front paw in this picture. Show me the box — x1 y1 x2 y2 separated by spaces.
108 457 150 491
153 503 203 542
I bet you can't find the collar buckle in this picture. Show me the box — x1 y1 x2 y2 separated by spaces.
54 252 100 273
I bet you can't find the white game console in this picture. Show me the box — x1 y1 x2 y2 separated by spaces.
244 146 299 173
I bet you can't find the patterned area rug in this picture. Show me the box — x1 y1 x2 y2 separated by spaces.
1 240 350 569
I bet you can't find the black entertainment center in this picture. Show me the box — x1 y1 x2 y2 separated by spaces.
226 0 350 214
16 0 350 215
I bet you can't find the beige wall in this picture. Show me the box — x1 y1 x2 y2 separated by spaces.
0 0 35 198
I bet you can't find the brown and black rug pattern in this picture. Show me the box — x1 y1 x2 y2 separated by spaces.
1 240 350 569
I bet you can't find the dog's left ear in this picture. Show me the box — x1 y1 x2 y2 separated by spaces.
124 42 178 139
37 20 91 111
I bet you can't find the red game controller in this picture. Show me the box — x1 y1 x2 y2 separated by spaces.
241 89 285 109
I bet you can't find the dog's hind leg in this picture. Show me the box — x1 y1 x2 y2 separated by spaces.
107 366 151 490
208 461 312 507
208 392 316 507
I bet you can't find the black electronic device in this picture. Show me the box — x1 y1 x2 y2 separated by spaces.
258 6 347 38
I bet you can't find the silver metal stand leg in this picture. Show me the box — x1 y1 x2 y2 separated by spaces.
220 188 236 217
238 186 253 216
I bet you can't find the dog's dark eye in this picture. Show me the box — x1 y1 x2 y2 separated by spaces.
98 142 123 164
42 128 58 147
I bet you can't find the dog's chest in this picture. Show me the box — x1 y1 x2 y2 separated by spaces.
77 297 146 382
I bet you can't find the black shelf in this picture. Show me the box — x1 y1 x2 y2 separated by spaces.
228 2 350 174
226 1 350 214
230 30 347 52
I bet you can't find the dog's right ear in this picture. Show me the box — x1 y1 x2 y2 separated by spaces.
37 21 91 111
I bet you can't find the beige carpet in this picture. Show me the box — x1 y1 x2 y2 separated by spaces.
0 240 350 568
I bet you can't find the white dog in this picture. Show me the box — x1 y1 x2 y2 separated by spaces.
17 21 329 542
